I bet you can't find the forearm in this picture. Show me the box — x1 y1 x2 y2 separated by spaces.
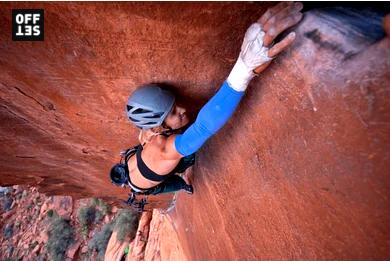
174 80 244 156
174 21 277 156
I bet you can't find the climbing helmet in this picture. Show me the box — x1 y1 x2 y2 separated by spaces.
126 84 175 129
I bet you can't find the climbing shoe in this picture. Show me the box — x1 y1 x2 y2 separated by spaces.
183 184 194 194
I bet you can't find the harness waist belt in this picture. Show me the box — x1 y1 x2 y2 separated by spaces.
127 178 149 193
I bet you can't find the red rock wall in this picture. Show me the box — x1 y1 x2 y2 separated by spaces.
0 3 389 260
0 2 269 203
171 8 390 261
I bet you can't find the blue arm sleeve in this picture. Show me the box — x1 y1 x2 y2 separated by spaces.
174 80 245 156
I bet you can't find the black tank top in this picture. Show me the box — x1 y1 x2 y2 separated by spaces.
136 145 176 182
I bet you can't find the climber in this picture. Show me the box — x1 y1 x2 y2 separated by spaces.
110 2 304 196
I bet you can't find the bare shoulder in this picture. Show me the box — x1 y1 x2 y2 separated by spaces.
161 134 183 160
145 134 182 160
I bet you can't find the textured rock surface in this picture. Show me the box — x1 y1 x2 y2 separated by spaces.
105 230 131 261
0 2 389 261
171 7 390 261
0 2 271 209
127 211 152 261
0 186 117 260
143 210 187 261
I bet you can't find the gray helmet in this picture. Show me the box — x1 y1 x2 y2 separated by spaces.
126 84 175 129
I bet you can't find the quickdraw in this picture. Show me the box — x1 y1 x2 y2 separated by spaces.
123 192 149 213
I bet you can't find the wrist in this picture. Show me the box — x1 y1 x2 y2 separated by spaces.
227 56 255 92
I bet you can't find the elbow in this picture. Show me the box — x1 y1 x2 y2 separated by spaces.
175 121 213 156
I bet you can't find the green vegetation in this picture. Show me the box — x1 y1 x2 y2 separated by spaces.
99 200 111 215
78 198 112 238
78 205 96 226
85 208 139 260
94 209 103 223
88 222 114 261
3 224 13 239
91 197 99 207
114 209 139 242
46 209 54 218
46 216 75 261
46 209 59 220
3 197 13 211
78 205 96 237
91 197 111 215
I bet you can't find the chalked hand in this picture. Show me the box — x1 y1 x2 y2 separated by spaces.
227 2 303 91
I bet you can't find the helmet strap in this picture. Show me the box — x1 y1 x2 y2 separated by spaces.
139 129 161 144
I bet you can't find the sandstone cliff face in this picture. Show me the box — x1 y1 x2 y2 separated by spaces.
1 3 389 261
0 2 271 209
0 185 119 260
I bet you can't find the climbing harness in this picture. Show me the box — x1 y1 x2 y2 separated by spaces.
109 145 148 212
124 192 148 213
110 144 195 212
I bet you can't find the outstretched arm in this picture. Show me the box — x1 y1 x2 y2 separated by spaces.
166 2 303 158
174 80 244 156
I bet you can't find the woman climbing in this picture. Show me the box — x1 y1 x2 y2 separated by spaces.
110 2 304 196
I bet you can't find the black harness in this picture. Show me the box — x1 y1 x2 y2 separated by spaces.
117 144 195 212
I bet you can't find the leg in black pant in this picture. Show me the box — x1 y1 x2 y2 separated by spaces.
147 175 192 195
